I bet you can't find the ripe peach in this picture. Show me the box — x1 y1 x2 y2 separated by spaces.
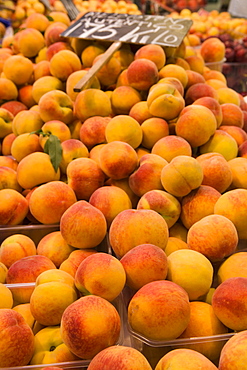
44 22 68 47
185 54 205 74
29 181 77 225
17 152 60 189
67 157 105 200
228 157 247 189
176 104 217 147
129 101 153 124
1 101 28 117
128 153 168 197
60 295 121 359
192 96 223 128
109 208 169 258
199 129 238 161
185 69 206 89
0 234 36 268
219 126 247 147
59 249 98 277
206 78 226 90
164 236 189 256
74 88 112 122
128 280 190 341
0 309 35 367
214 188 247 240
39 120 71 149
93 54 122 87
38 90 74 124
1 133 16 156
24 12 50 32
33 60 51 81
50 50 81 82
89 186 132 229
32 76 65 104
111 85 142 115
158 76 184 96
218 330 247 370
217 252 247 284
158 64 188 88
140 117 169 150
0 78 18 103
11 133 43 162
239 140 247 157
161 155 203 197
151 135 192 162
0 189 29 226
187 214 238 262
12 110 43 136
169 221 188 242
217 87 241 106
126 58 159 91
0 166 21 192
106 176 140 208
0 108 14 139
105 115 143 149
180 185 221 229
66 70 100 102
212 277 247 331
81 43 106 68
79 116 110 150
203 69 227 84
113 45 134 70
37 231 75 268
48 11 70 26
134 44 166 70
185 83 218 105
98 140 138 180
46 41 73 61
6 255 56 303
87 345 152 370
0 155 18 170
16 28 46 58
18 85 36 109
200 37 225 63
60 138 89 174
60 200 107 249
3 55 34 86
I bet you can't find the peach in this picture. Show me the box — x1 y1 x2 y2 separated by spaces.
18 85 37 109
106 176 140 208
1 133 16 156
109 208 169 258
137 189 181 228
60 200 107 249
239 140 247 157
129 101 153 124
218 330 247 370
0 51 12 74
66 70 100 102
68 119 82 139
147 83 185 121
93 54 122 88
1 101 28 117
12 303 35 329
151 135 192 162
59 249 98 277
120 243 168 291
161 155 203 197
60 138 89 174
0 189 29 226
167 249 214 301
212 277 247 331
39 120 71 149
185 69 206 89
0 155 18 170
48 11 71 26
113 45 134 70
38 90 74 124
126 58 159 91
17 152 60 189
24 12 50 32
11 133 43 162
49 50 82 82
140 117 169 150
206 78 226 90
129 153 168 197
79 116 110 150
158 76 184 96
75 252 126 301
185 54 205 74
0 234 36 268
164 236 189 256
81 43 106 68
12 110 43 136
0 262 8 283
203 69 227 84
134 44 166 70
6 255 56 303
217 252 247 284
89 186 132 229
217 87 241 106
214 188 247 240
32 76 65 104
200 37 225 63
187 214 238 262
87 345 152 370
155 348 218 370
67 157 105 200
0 166 21 192
46 41 73 61
199 129 238 161
185 83 218 105
0 78 18 103
44 22 68 47
220 103 244 128
29 181 77 224
98 140 138 180
192 96 223 128
33 60 51 81
169 222 188 242
180 185 221 229
128 280 190 341
196 152 233 193
110 85 142 115
0 283 13 309
158 64 188 88
116 68 130 87
105 115 143 149
0 108 14 139
16 28 46 58
228 157 247 189
70 38 91 57
0 309 35 367
60 295 121 359
3 55 34 86
219 126 247 146
74 88 112 122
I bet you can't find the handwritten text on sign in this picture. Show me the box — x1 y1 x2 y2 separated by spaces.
61 12 192 47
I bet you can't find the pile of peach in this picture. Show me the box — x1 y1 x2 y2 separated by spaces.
1 9 247 370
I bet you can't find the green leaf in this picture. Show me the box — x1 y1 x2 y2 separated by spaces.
29 129 43 136
44 134 62 173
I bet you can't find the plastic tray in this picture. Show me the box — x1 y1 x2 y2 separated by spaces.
205 58 226 72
